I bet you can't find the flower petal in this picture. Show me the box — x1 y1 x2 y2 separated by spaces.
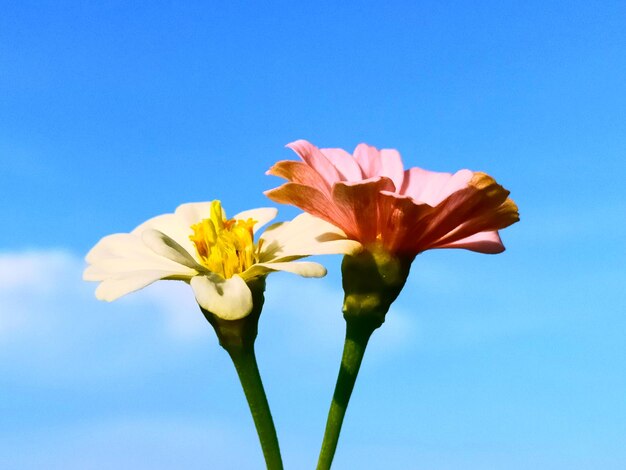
131 212 196 255
287 140 341 187
400 168 473 206
320 147 363 181
377 191 434 254
430 197 519 248
267 160 333 195
85 233 194 277
379 149 405 191
83 258 194 281
264 182 354 235
420 175 515 249
232 207 278 234
435 231 505 254
174 202 219 228
353 143 382 179
86 233 152 264
94 270 177 301
142 228 203 270
258 212 361 262
332 177 395 243
190 274 253 320
243 261 327 279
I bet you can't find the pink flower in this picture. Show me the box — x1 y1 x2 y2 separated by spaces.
265 140 519 258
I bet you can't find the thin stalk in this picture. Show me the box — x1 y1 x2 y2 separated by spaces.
201 278 282 469
228 347 284 470
316 318 378 470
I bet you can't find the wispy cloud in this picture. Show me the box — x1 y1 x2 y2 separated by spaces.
0 249 416 384
0 250 219 387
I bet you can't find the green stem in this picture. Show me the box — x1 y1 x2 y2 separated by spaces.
200 277 282 470
316 318 378 470
228 347 284 470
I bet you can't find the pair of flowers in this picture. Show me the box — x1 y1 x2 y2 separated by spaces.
86 140 517 320
85 139 518 469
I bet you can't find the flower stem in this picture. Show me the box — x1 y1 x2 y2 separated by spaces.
200 277 282 470
316 318 378 470
227 347 284 470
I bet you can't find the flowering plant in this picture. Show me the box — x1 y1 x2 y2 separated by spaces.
85 199 357 469
266 140 519 469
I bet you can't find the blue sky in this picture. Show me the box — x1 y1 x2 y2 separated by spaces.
1 1 625 468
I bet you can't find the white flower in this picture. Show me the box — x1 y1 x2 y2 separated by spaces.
84 201 359 320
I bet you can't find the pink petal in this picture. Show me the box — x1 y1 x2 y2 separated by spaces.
332 177 395 243
435 231 505 254
286 140 341 187
320 147 363 181
400 168 473 206
354 143 382 179
379 149 405 192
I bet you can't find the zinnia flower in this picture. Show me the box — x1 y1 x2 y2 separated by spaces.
84 200 359 320
266 140 520 470
265 140 519 258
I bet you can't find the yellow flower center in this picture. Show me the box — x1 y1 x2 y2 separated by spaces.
189 200 258 279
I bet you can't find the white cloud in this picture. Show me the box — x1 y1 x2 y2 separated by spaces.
0 250 85 339
0 250 222 386
0 249 209 342
0 249 416 391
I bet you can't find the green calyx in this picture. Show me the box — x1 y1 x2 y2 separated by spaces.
341 245 412 329
200 276 267 351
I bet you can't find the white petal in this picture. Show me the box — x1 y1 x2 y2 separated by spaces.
142 228 203 270
174 202 217 227
243 261 327 279
94 270 177 301
190 274 253 320
83 259 193 281
84 224 199 305
86 233 154 264
132 212 197 255
259 212 362 262
232 207 278 234
85 233 195 278
175 203 278 235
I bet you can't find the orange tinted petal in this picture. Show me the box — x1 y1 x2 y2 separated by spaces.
264 182 354 236
332 177 395 243
377 191 434 254
267 160 332 195
432 197 519 248
416 175 511 248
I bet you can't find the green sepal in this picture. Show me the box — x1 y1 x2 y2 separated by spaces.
341 245 412 329
200 276 267 352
